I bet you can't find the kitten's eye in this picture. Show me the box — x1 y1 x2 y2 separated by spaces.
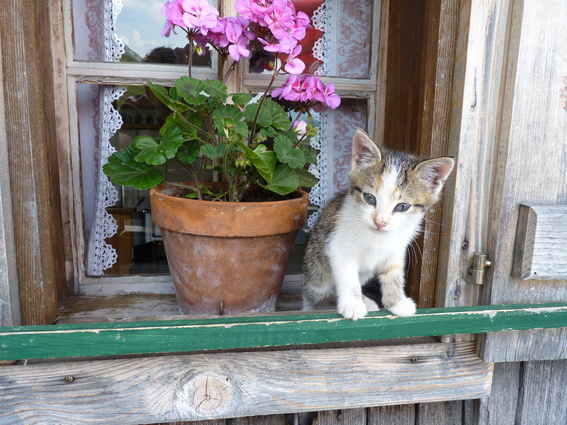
363 193 376 206
394 203 411 212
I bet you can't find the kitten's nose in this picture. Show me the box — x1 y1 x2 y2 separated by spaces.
375 220 387 229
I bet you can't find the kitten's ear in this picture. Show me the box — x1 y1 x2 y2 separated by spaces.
414 157 455 195
351 129 382 169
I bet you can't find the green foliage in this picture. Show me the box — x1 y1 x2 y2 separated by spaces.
103 78 319 202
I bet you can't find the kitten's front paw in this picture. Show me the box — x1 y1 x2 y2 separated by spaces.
389 297 417 317
338 298 368 321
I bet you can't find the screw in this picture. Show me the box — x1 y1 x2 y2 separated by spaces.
411 356 419 363
462 241 469 250
64 376 75 383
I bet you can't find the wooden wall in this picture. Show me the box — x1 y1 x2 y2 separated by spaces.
0 1 68 325
146 358 567 425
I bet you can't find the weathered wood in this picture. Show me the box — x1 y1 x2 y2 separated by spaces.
0 342 491 424
368 404 416 425
1 303 566 361
313 409 366 425
480 327 567 363
0 0 67 325
512 204 567 280
411 0 461 309
436 0 511 310
515 360 567 424
479 0 567 361
476 362 521 425
416 401 463 425
0 33 20 328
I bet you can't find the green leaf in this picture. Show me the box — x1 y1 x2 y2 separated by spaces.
162 112 202 140
177 142 201 164
133 125 184 165
201 143 227 160
147 81 191 113
296 168 318 188
103 146 163 190
274 134 306 169
201 79 228 103
263 164 299 195
236 142 276 183
231 93 253 108
244 98 290 129
175 76 208 105
213 105 247 139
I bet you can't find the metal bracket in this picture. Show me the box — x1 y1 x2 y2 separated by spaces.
468 252 492 285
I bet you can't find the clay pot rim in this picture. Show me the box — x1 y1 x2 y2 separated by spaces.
149 182 309 237
150 181 307 207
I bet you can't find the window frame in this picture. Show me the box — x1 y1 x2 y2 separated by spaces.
62 0 383 294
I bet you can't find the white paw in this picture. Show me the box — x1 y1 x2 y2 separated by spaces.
363 296 380 311
338 298 368 321
389 297 417 317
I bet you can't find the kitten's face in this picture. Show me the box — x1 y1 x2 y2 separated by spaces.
349 130 454 233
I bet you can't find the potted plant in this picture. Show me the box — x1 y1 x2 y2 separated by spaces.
103 0 341 315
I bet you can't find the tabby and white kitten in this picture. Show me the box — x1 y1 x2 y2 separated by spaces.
302 129 454 320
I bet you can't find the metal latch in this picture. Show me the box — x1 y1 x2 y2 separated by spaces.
468 252 492 285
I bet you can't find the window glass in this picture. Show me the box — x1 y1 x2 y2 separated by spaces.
249 0 374 78
72 0 214 66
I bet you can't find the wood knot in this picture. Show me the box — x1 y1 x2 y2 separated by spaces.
174 373 233 417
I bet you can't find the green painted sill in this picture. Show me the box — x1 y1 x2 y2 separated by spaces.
1 303 566 361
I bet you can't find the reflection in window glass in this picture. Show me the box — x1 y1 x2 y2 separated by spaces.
72 0 213 65
249 0 373 78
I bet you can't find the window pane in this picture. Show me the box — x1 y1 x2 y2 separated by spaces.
72 0 213 66
248 0 374 78
79 83 197 276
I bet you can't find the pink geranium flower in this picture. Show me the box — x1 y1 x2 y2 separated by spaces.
272 74 341 112
161 0 186 36
284 45 305 74
225 17 252 61
182 0 220 33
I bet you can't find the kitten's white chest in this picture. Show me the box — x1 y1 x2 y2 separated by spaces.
329 226 404 274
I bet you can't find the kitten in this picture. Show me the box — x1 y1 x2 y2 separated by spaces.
302 129 454 320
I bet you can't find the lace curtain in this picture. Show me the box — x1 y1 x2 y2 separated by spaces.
82 0 372 274
77 0 125 275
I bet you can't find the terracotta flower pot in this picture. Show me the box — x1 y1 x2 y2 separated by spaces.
150 182 309 315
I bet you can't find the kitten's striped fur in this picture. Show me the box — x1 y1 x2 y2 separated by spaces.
302 129 454 320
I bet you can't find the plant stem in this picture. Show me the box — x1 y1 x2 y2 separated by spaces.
188 38 194 78
248 61 284 146
222 60 238 85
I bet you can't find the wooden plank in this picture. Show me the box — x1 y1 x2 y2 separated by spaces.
0 24 20 327
436 0 512 310
512 205 567 280
313 409 366 425
1 303 566 361
0 342 492 424
480 327 567 363
0 0 67 325
368 405 416 425
516 360 567 424
416 401 462 425
480 0 567 362
411 0 461 309
476 362 521 425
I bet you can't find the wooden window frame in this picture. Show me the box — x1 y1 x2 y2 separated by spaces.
2 1 567 421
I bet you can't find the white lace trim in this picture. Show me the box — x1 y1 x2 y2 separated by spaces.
105 0 125 61
307 111 328 228
88 0 125 275
311 1 328 76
